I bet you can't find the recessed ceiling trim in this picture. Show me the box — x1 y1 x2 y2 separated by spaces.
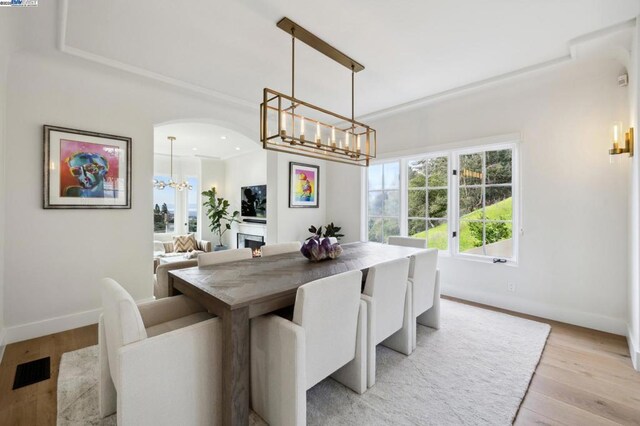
360 17 637 123
58 1 256 111
359 54 572 122
58 2 637 123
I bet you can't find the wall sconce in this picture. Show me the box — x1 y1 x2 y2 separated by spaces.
609 122 634 157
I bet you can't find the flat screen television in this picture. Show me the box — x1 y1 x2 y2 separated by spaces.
241 185 267 223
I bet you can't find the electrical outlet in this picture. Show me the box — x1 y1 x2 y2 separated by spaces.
507 282 516 292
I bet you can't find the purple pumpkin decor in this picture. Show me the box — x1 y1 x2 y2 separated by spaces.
300 237 343 262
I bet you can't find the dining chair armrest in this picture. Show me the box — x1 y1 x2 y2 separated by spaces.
417 270 441 329
381 279 413 356
117 318 221 426
331 299 368 394
251 314 305 426
137 294 207 328
360 294 376 387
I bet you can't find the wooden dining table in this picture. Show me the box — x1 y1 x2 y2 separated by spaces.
167 241 425 426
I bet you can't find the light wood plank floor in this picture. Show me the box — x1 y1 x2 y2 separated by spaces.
0 301 638 425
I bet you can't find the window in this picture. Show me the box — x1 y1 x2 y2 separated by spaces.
407 156 449 250
187 177 198 233
367 161 400 243
153 175 175 233
364 141 518 263
153 175 200 235
457 148 514 259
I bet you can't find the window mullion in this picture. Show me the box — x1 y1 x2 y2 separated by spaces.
481 151 487 256
452 153 459 256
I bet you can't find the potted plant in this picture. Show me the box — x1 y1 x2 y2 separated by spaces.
307 222 345 241
202 187 240 251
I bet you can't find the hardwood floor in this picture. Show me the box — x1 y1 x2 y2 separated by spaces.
0 301 638 425
0 324 97 425
444 297 640 426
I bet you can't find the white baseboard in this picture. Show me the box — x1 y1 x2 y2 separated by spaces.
4 297 155 345
442 283 627 336
627 325 640 371
0 327 6 365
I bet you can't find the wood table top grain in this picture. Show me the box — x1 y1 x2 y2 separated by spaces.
169 241 424 309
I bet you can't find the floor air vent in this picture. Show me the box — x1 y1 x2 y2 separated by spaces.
12 357 51 389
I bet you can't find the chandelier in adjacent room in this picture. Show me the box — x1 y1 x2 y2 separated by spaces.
153 136 193 191
260 17 376 166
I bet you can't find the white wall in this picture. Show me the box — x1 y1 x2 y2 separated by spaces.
2 50 256 343
223 150 266 248
0 12 15 351
268 152 327 243
327 55 630 335
325 163 363 243
628 21 640 369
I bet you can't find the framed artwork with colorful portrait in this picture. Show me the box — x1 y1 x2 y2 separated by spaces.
289 162 319 208
43 125 131 209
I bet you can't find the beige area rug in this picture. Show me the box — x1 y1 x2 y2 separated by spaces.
57 300 549 425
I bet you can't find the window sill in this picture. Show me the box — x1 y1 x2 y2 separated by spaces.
447 253 518 267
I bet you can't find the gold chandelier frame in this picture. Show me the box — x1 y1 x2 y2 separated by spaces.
260 18 377 167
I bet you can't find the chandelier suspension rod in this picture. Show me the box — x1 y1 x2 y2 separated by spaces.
291 28 295 103
170 136 174 180
351 65 355 130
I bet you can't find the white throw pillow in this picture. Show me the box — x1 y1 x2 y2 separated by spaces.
153 240 166 254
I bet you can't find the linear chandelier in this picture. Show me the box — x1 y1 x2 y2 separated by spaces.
153 136 193 191
260 17 376 167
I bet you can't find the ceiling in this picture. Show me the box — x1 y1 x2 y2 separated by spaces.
153 122 259 159
64 1 639 118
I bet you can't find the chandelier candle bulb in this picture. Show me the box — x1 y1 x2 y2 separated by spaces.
331 126 335 143
300 117 305 142
280 113 287 137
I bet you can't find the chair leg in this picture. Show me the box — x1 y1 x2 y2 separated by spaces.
417 271 441 330
332 300 367 394
98 316 117 418
381 281 414 356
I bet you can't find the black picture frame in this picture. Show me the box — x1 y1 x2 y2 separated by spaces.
43 125 132 209
288 162 320 208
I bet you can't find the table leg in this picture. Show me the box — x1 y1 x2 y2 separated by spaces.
167 275 181 297
221 306 250 426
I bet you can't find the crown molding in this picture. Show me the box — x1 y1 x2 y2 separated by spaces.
57 2 637 122
57 0 256 111
360 17 637 123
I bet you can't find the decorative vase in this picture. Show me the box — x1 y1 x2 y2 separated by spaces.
214 245 228 251
300 237 343 262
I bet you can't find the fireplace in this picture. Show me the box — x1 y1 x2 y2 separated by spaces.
237 233 265 257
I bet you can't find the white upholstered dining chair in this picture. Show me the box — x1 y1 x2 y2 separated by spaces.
260 241 302 257
388 236 427 249
409 249 441 349
99 278 222 425
251 270 367 426
197 247 252 267
361 257 412 388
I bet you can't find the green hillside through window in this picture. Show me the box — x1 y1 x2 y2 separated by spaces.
411 197 512 251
